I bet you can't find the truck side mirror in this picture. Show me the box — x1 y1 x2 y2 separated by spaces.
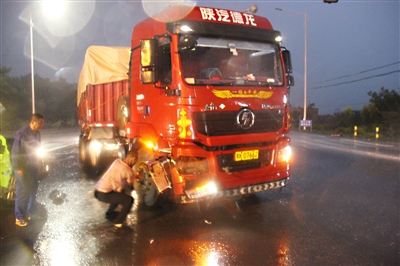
140 39 157 84
287 75 294 87
282 50 292 74
178 35 197 52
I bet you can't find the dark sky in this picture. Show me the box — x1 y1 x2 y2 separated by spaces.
1 0 399 114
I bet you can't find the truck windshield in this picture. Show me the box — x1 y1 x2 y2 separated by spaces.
180 36 284 87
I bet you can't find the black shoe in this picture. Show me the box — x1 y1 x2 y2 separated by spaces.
105 211 118 221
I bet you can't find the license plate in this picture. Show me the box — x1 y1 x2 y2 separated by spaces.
234 150 259 161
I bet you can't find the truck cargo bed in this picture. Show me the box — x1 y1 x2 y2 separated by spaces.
78 79 128 125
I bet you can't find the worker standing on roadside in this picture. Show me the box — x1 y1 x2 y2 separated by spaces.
12 113 45 227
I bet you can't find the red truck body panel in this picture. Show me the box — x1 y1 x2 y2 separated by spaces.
78 79 128 126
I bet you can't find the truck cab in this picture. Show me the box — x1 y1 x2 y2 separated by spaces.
78 6 294 207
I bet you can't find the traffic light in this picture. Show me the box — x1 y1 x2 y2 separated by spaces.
324 0 338 3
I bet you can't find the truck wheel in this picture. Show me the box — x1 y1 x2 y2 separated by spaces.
133 146 161 207
78 137 91 171
87 139 108 176
134 161 160 207
79 138 101 176
78 137 89 164
88 142 100 168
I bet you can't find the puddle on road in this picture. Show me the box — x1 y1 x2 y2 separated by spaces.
48 189 67 205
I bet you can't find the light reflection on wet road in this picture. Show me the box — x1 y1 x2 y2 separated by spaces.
0 129 398 265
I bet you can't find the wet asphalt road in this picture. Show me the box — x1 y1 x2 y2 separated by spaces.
0 129 399 265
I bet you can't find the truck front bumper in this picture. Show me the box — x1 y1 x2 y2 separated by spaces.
179 177 289 204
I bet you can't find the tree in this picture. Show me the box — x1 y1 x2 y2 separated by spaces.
0 68 32 129
361 103 380 126
0 68 78 131
341 106 355 127
309 87 399 140
367 87 400 113
362 87 400 139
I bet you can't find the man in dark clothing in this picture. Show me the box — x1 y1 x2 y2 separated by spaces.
12 113 45 227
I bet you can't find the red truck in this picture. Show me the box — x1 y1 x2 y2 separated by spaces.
78 5 294 206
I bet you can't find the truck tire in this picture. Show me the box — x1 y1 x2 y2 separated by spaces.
88 141 100 168
134 161 160 207
78 136 89 164
79 138 101 176
133 148 161 207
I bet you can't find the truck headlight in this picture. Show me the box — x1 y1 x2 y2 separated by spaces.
277 146 291 163
185 181 217 199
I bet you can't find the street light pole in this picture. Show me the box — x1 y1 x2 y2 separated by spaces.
27 1 67 114
30 12 35 114
276 8 309 121
303 12 308 121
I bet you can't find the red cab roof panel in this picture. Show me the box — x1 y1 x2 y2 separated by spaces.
148 5 273 30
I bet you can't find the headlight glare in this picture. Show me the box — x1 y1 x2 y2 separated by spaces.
90 140 102 153
185 181 217 199
37 147 46 158
277 146 291 163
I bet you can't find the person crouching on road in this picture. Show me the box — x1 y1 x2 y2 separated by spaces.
94 150 138 228
12 113 45 227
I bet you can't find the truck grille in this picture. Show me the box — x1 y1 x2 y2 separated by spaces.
194 110 283 136
217 149 272 173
